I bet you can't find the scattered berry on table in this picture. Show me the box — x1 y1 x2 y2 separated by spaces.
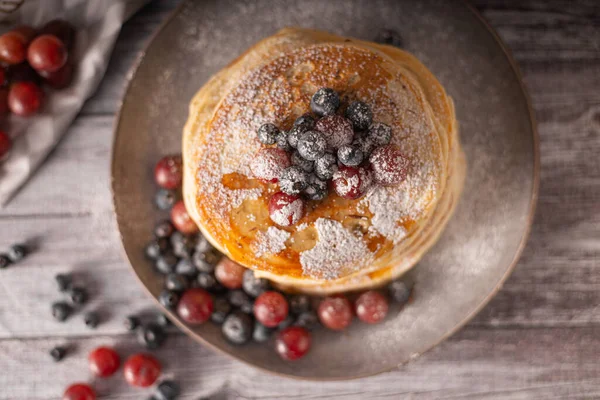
176 288 214 325
171 201 199 234
8 81 43 116
145 238 169 260
39 19 76 51
214 258 245 289
253 291 289 328
50 345 67 362
165 273 189 292
211 296 232 324
277 314 295 330
257 123 279 145
293 113 315 130
175 258 197 278
289 295 311 315
171 233 195 259
369 145 410 186
227 289 254 314
303 174 328 201
279 166 309 195
268 191 305 227
195 236 214 255
0 31 27 65
388 279 412 304
222 311 253 345
137 323 167 349
250 147 291 183
295 311 319 331
63 383 96 400
0 131 11 161
196 272 219 291
192 249 219 273
154 220 175 239
0 254 11 269
88 346 120 378
156 380 181 400
155 252 178 274
55 273 72 292
368 122 392 146
124 353 162 388
159 289 180 310
242 269 270 298
275 326 311 361
27 34 68 73
69 286 88 305
7 243 27 262
332 166 368 199
275 130 292 151
310 87 340 116
355 291 389 324
51 301 73 322
156 313 172 327
315 114 354 151
317 295 353 331
291 150 314 173
314 153 338 180
345 101 373 131
84 311 100 329
297 131 327 161
252 321 274 343
154 155 183 190
337 144 364 167
155 189 180 210
124 315 140 331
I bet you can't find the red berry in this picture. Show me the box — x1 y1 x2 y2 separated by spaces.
170 200 198 234
88 346 120 377
214 258 245 289
268 191 304 226
27 34 68 73
0 32 27 64
332 165 372 199
154 155 183 189
355 291 389 324
176 288 214 324
39 19 76 51
254 291 289 328
318 295 353 331
369 145 410 186
275 326 311 361
8 81 43 116
315 114 354 151
0 131 11 161
63 383 95 400
250 147 291 183
123 353 161 388
40 61 74 89
12 25 36 44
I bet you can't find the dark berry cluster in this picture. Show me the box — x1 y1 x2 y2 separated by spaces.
251 87 410 227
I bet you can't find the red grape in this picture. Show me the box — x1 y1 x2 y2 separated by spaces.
214 258 245 289
170 200 198 234
0 131 9 161
88 346 120 378
254 291 289 328
250 147 291 183
40 61 74 89
355 291 389 324
275 327 311 361
12 25 36 44
154 155 183 189
315 114 354 151
176 288 214 325
8 81 43 116
317 295 353 331
369 145 410 186
123 353 161 387
39 19 76 51
268 191 305 226
28 34 68 73
0 32 26 64
63 383 95 400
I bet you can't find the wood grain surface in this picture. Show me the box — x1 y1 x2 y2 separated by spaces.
0 0 599 398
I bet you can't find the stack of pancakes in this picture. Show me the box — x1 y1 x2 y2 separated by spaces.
183 28 465 294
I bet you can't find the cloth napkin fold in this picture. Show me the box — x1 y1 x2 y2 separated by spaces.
0 0 149 207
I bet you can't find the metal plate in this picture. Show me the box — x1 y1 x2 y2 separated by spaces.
112 0 538 380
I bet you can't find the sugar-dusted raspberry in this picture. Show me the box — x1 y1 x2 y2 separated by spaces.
332 166 372 200
315 115 354 151
268 192 305 226
250 147 291 183
369 145 410 186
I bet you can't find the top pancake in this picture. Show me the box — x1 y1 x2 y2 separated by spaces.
183 28 455 287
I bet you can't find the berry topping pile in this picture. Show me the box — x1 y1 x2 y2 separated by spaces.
252 87 410 226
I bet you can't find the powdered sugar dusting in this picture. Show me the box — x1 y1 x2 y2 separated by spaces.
271 197 304 226
253 226 291 257
300 218 373 279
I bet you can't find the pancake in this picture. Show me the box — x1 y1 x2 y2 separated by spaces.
183 28 465 294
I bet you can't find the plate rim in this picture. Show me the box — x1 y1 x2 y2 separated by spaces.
110 0 540 381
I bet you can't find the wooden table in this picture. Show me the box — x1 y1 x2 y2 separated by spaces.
1 1 598 398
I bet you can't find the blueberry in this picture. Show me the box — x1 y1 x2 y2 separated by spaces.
242 269 270 298
159 289 180 309
388 280 412 304
295 311 318 330
124 315 140 331
291 150 314 173
54 273 72 292
8 244 27 262
50 346 67 362
294 113 315 130
165 273 189 292
69 286 88 305
157 380 180 400
145 238 170 260
175 258 197 278
287 125 307 148
0 254 10 269
304 174 328 201
368 122 392 146
257 123 279 145
155 252 178 274
137 322 166 349
289 295 311 314
297 131 327 161
375 28 403 47
51 302 72 322
311 88 340 116
195 237 214 254
227 290 254 314
252 321 274 343
314 153 338 180
337 144 364 166
278 314 295 330
196 272 218 291
211 297 231 324
352 134 376 157
222 312 253 345
171 234 195 259
192 250 218 273
154 220 175 239
155 189 180 210
279 166 309 195
84 311 100 329
275 130 292 151
156 313 172 327
345 101 373 131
